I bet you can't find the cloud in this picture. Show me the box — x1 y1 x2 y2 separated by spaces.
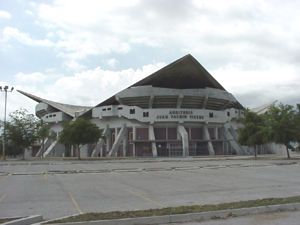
3 62 165 118
0 10 11 19
107 58 118 68
14 72 47 84
212 62 300 107
1 26 54 47
29 0 300 69
2 0 300 117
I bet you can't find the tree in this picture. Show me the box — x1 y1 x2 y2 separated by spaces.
36 121 50 158
59 118 101 159
238 110 270 159
6 109 39 158
267 104 299 159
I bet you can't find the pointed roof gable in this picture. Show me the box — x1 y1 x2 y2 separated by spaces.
131 54 225 90
18 90 91 117
93 54 226 108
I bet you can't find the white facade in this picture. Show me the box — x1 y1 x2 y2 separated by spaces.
19 54 254 158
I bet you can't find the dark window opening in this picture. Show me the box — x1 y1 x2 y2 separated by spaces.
118 107 123 110
227 111 230 117
136 128 148 140
102 108 106 111
209 112 213 118
143 112 149 117
130 109 135 114
167 127 177 140
107 108 111 111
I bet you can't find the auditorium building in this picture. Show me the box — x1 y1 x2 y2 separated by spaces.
19 54 248 158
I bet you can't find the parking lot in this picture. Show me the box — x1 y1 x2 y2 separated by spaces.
0 157 300 220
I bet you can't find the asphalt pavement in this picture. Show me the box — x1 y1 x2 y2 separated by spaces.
0 156 300 220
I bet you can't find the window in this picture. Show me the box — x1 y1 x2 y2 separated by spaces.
191 127 203 140
130 108 135 114
107 108 111 111
136 128 148 140
53 114 56 117
227 111 230 117
102 108 106 111
209 112 213 118
208 127 216 140
118 107 123 110
167 127 177 140
154 128 166 140
143 112 149 117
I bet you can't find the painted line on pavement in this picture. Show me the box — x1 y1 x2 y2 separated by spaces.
68 191 83 214
43 172 48 181
126 189 164 208
110 171 164 207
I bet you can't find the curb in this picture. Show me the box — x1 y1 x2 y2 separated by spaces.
38 203 300 225
3 215 43 225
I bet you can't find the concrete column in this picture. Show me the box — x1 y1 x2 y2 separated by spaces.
177 94 184 108
108 124 126 157
177 125 189 157
133 126 136 157
202 94 209 109
100 143 103 157
122 128 128 157
215 127 218 140
149 125 157 157
223 123 243 154
106 135 110 155
204 125 215 155
91 138 104 157
149 95 154 108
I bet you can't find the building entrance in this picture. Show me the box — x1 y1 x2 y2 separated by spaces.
156 142 183 157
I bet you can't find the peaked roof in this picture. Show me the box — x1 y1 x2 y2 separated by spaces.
250 100 277 115
95 54 226 108
131 54 225 90
18 90 91 117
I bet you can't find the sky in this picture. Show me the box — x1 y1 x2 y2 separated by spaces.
0 0 300 119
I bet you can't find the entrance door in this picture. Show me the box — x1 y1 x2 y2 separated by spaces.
169 142 183 157
156 142 168 156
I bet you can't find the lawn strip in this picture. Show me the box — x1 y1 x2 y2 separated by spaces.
47 195 300 224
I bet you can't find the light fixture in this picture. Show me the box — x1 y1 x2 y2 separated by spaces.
0 85 14 160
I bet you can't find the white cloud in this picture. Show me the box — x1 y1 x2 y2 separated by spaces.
107 58 118 68
5 62 165 117
2 0 300 116
14 72 47 84
2 26 54 47
29 0 300 69
0 10 11 19
212 62 300 107
63 60 86 71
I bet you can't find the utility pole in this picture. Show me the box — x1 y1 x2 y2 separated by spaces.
0 86 14 160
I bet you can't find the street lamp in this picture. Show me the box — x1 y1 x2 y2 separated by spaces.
0 85 14 160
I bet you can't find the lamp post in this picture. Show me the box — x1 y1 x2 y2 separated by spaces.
0 85 14 160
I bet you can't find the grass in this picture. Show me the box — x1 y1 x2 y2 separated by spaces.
47 195 300 223
0 218 20 224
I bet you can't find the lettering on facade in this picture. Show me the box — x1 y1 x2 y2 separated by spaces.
156 110 204 121
156 115 169 119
